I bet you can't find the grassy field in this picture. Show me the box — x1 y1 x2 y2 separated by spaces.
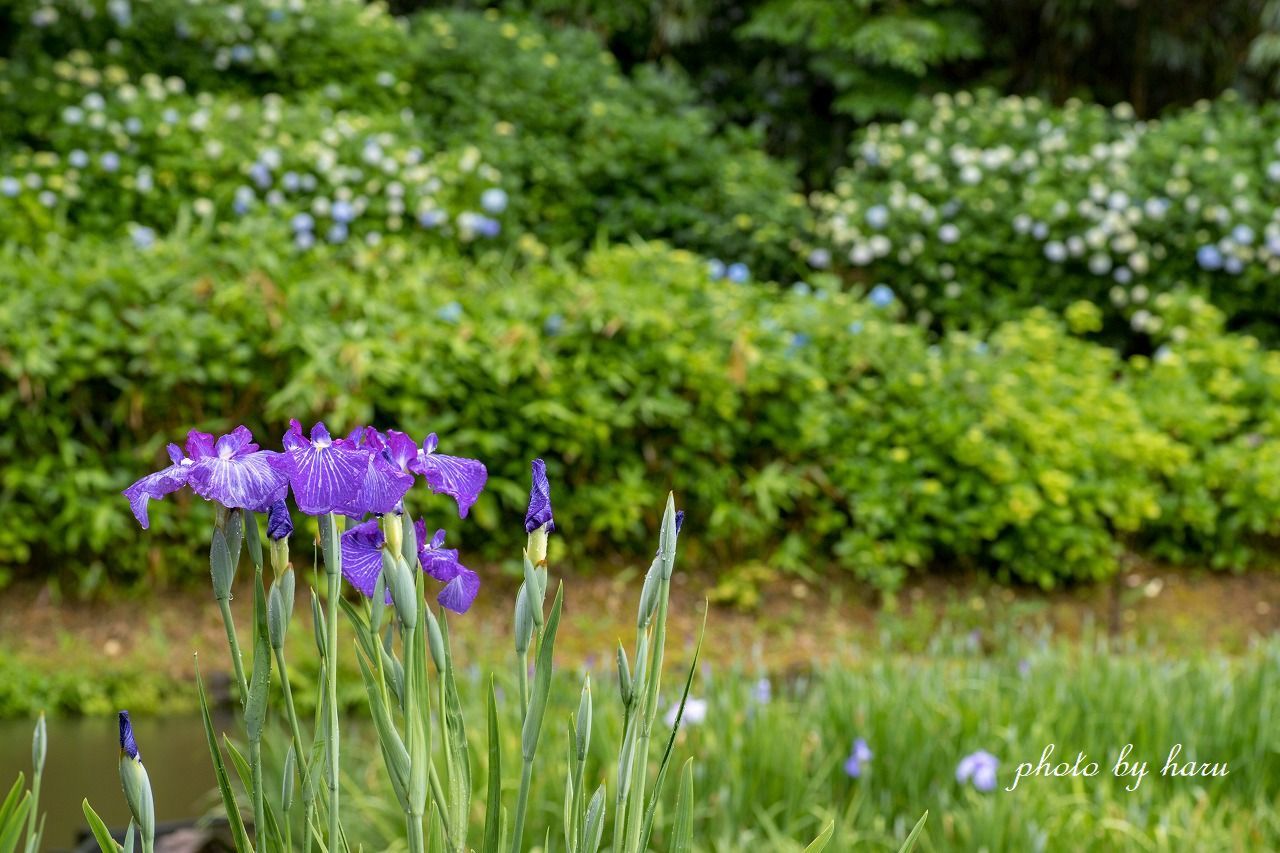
3 566 1279 850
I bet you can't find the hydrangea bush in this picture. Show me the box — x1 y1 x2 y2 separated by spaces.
811 90 1280 343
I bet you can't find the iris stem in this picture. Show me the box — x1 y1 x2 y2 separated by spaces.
509 758 534 853
249 733 265 847
216 596 249 703
275 644 310 852
406 811 425 853
324 513 342 846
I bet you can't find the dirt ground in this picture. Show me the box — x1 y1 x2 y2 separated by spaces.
4 560 1279 684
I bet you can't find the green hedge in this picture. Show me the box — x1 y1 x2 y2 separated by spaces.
5 227 1279 591
812 90 1280 344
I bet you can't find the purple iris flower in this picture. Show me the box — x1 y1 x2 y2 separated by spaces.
185 426 288 513
843 738 872 778
752 676 772 704
524 458 554 533
415 519 480 613
119 710 140 760
408 433 487 518
269 420 368 516
123 441 196 528
339 520 388 599
266 499 293 540
956 750 999 791
336 427 414 518
123 426 286 528
339 518 479 613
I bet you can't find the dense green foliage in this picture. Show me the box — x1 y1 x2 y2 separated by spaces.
0 0 805 276
5 230 1280 590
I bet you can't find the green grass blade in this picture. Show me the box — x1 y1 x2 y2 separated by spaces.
80 800 120 853
896 811 928 853
482 678 502 853
638 603 707 852
195 659 253 851
435 610 471 851
803 820 835 853
0 774 25 829
0 792 31 853
670 759 694 853
223 736 284 849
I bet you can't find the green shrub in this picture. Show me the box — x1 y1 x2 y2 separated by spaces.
8 227 1275 591
812 90 1280 343
0 3 808 276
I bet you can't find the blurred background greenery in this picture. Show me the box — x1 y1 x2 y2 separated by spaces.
4 0 1280 849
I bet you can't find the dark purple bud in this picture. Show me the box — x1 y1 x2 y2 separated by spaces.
118 710 140 760
674 510 684 535
266 500 293 540
524 458 554 534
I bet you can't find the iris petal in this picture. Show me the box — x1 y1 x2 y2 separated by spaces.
411 445 487 518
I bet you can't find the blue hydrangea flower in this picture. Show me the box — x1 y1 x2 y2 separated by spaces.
408 433 488 518
0 177 18 197
1225 255 1244 275
544 314 565 336
249 161 272 190
327 223 348 244
475 216 501 238
266 499 293 540
282 171 300 192
868 284 895 307
727 263 750 284
956 750 999 791
119 710 140 761
481 188 508 214
129 224 156 250
295 231 315 251
843 738 872 778
69 149 89 169
418 209 445 228
269 420 368 516
331 199 355 224
707 259 726 280
1196 245 1224 271
938 223 960 244
437 301 463 324
1232 224 1255 245
100 152 121 173
807 248 831 269
524 458 554 533
291 212 314 233
865 204 888 230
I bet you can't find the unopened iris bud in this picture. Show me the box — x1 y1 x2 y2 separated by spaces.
523 555 544 630
383 549 418 629
268 568 295 650
209 527 236 602
514 583 534 657
424 606 445 671
266 499 294 541
523 458 554 565
32 712 46 772
616 643 632 708
117 711 155 850
575 676 592 762
383 513 403 558
637 559 661 629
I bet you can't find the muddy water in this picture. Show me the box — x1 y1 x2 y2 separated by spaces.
0 715 224 851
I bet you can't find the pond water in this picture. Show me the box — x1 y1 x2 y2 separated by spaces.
0 715 224 851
